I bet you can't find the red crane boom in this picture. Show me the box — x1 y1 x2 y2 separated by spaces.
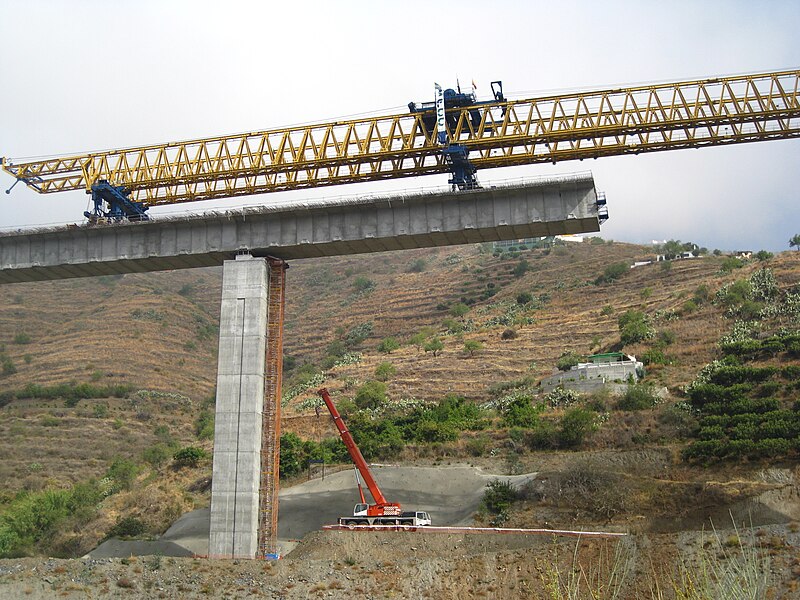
317 388 401 516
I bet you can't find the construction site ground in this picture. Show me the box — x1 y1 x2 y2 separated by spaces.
3 459 800 598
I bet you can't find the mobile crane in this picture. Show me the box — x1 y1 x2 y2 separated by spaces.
317 388 431 527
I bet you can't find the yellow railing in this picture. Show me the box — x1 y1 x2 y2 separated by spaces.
2 69 798 206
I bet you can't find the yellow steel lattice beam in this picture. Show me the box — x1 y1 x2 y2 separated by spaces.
2 69 799 206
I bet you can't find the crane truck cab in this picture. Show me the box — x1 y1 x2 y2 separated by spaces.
342 506 431 527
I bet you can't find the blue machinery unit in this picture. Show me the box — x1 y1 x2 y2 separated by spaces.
85 180 149 222
409 81 505 191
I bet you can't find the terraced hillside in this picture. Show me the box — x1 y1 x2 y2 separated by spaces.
0 237 799 562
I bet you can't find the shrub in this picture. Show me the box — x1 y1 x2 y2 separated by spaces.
354 381 387 410
12 332 31 345
442 318 464 334
195 411 214 440
595 262 628 284
1 357 17 376
352 276 375 292
465 436 490 457
106 516 146 539
503 396 541 428
616 383 660 410
106 458 138 491
513 260 530 278
754 250 773 261
618 310 654 345
463 340 483 357
449 303 470 318
279 432 306 478
424 338 444 357
544 387 582 408
556 351 581 371
344 322 373 348
142 444 172 470
407 258 426 273
641 349 668 365
516 292 533 305
92 403 109 418
482 480 518 515
720 257 745 273
527 420 558 449
558 408 596 448
173 446 207 468
501 328 517 340
377 337 400 353
374 362 396 382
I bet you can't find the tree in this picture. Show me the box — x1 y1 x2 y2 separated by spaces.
791 233 800 251
449 303 470 319
424 337 444 357
374 362 396 382
409 332 427 353
463 340 483 357
556 351 581 371
354 381 387 409
377 337 400 353
618 310 653 346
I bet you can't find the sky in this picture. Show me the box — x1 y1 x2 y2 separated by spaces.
0 0 798 252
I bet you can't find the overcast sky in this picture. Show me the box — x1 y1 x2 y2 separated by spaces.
1 0 798 251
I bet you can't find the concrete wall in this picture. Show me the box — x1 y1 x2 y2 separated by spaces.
208 255 268 559
540 362 641 394
0 174 601 283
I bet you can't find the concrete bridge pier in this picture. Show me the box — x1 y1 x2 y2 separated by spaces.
208 254 285 559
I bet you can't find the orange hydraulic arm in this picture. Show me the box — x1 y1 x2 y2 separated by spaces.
317 388 400 513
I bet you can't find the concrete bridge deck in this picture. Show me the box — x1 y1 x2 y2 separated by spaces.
0 174 602 283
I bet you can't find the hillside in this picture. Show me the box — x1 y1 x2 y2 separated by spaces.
0 237 799 596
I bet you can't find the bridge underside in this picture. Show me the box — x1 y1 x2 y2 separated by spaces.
0 173 604 559
0 174 601 284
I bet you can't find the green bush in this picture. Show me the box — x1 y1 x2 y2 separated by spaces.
516 292 533 305
142 444 172 470
558 408 596 448
482 479 518 515
194 411 215 440
407 258 426 273
173 446 207 469
13 332 31 345
595 262 628 284
377 337 400 353
503 396 541 428
465 436 490 457
343 322 373 348
106 516 146 539
618 310 654 346
424 338 444 357
527 420 558 450
513 260 530 278
106 458 138 491
463 340 483 356
556 351 581 371
1 356 16 377
720 257 745 273
616 383 659 410
352 276 375 292
641 349 668 365
374 362 396 382
354 380 387 410
449 303 470 318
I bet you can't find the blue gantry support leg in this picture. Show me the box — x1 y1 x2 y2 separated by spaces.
85 180 150 222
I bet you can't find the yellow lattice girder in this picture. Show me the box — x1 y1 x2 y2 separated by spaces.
2 69 798 205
